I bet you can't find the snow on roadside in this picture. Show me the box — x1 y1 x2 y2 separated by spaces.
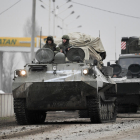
0 90 4 94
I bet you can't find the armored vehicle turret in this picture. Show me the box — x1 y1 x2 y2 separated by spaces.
111 36 140 113
13 33 117 124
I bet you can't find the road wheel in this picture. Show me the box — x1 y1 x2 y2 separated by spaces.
87 96 117 123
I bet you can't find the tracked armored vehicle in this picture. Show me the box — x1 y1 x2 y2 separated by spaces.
110 37 140 113
13 34 117 125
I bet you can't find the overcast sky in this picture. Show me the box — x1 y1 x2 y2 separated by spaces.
0 0 140 64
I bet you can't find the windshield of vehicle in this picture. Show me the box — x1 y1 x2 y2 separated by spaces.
129 39 140 53
119 57 140 69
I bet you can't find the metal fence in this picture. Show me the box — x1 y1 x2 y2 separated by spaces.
0 93 14 117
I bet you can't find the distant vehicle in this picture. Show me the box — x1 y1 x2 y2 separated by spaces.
110 37 140 113
12 34 117 125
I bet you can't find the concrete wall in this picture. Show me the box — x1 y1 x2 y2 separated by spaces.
0 93 14 117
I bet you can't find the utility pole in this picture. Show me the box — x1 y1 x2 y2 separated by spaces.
31 0 36 62
62 19 64 35
56 14 58 37
55 6 59 37
53 0 55 37
40 27 42 48
66 24 68 34
49 0 51 35
0 52 3 90
62 11 75 35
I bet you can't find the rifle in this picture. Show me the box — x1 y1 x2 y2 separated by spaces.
62 45 72 55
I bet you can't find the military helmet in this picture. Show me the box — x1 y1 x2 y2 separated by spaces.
62 35 70 40
47 36 53 41
46 36 54 44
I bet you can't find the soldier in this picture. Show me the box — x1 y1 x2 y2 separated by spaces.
43 36 60 51
59 35 72 54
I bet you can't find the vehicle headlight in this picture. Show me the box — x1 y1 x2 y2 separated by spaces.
16 70 27 76
53 66 57 71
20 70 26 76
83 69 89 75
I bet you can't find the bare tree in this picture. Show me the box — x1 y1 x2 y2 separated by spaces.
3 52 15 93
23 17 40 37
3 52 29 93
22 53 30 63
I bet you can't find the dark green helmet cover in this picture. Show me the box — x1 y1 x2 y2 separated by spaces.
62 35 70 40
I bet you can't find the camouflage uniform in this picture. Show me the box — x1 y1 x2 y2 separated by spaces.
43 36 60 51
59 35 72 54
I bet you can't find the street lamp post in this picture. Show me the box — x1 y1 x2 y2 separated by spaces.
66 15 80 33
58 0 71 9
0 52 3 90
53 0 55 37
40 0 72 37
49 0 51 35
77 25 82 28
57 25 62 30
63 25 82 34
31 0 36 62
57 5 73 15
62 11 74 35
55 5 73 37
40 0 50 35
65 25 82 31
55 6 59 37
66 24 68 34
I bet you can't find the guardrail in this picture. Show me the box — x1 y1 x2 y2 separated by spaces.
0 93 14 117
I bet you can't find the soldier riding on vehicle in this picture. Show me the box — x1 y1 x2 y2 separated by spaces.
59 35 72 54
43 36 60 52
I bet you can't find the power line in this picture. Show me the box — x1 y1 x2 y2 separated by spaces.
71 1 140 19
39 0 49 8
0 0 21 16
40 1 68 21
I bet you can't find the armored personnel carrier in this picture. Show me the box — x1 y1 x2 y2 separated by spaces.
110 36 140 113
13 33 117 125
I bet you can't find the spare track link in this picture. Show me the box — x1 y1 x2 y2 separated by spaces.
87 96 117 123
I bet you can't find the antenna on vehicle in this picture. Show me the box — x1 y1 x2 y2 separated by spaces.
115 27 117 60
40 27 42 48
99 30 100 38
